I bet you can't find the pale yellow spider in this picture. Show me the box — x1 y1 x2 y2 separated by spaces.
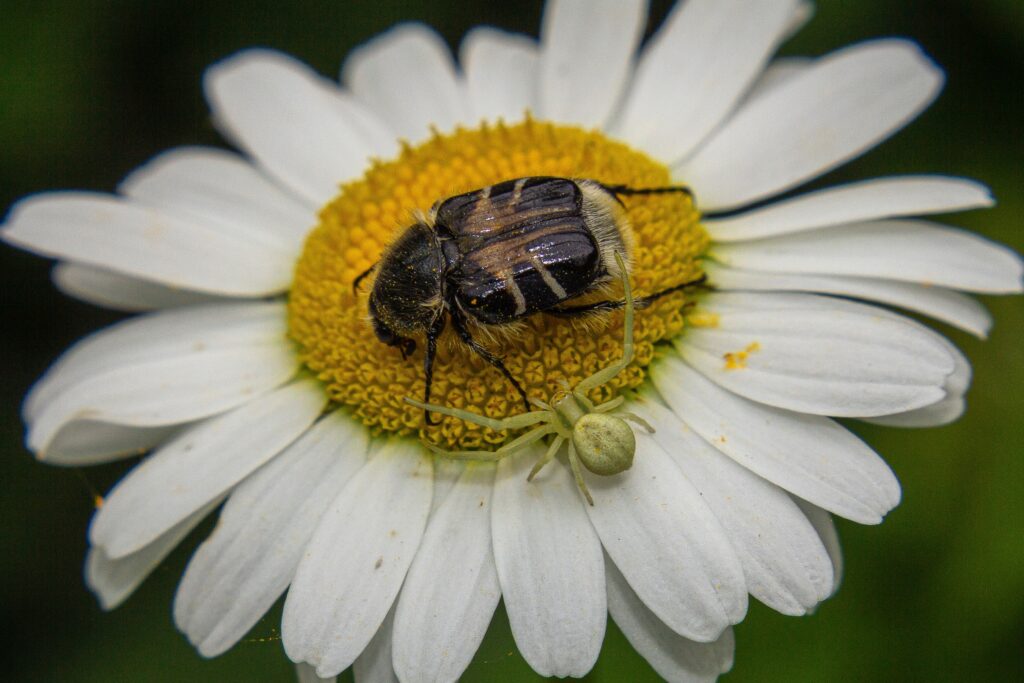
406 252 653 505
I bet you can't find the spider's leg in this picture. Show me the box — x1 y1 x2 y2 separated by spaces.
527 435 566 482
619 411 655 433
576 252 635 395
405 397 551 431
425 424 557 462
592 396 625 413
566 442 594 506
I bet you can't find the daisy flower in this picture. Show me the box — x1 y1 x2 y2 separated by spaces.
3 1 1022 682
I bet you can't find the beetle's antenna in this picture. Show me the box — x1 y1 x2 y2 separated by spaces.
600 182 694 203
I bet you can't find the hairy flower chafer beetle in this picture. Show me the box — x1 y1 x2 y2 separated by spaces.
356 176 704 423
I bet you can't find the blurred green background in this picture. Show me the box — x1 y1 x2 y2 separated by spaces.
1 0 1021 681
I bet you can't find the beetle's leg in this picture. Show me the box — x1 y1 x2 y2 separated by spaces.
566 442 595 506
351 261 378 294
526 435 565 482
546 272 708 319
405 397 553 431
576 253 635 394
449 310 531 413
425 424 557 461
600 182 694 202
421 316 447 426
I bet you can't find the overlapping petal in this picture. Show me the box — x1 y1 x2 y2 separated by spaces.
392 465 500 682
492 447 606 677
680 40 944 210
461 27 538 124
634 395 834 615
174 413 369 657
342 23 467 143
89 378 325 558
614 0 800 162
25 303 298 457
606 557 735 683
707 263 992 338
537 0 647 128
282 440 433 678
583 429 747 641
651 356 901 524
704 176 993 242
711 219 1024 293
206 49 394 206
2 192 294 295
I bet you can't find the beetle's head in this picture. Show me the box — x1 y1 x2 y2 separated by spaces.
368 296 417 358
367 222 445 347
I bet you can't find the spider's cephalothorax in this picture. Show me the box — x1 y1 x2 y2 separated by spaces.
407 252 650 504
360 176 703 424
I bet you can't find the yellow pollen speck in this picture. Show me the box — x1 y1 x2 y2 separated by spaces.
288 118 708 449
723 342 761 370
686 310 720 328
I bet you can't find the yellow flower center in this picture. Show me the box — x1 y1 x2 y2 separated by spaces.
288 119 707 449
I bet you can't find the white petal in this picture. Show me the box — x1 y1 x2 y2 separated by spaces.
342 24 467 142
781 1 814 41
26 302 287 424
492 447 605 677
282 440 432 678
741 57 811 105
86 500 219 610
677 291 955 416
460 27 538 124
865 396 966 428
633 394 833 615
2 192 293 295
792 498 844 596
352 606 398 683
606 556 735 683
538 0 647 128
865 336 971 428
614 0 799 162
392 465 500 682
119 146 315 254
679 40 944 210
296 663 336 683
174 413 369 657
429 457 465 517
705 176 993 242
89 378 325 558
42 423 180 466
206 49 393 206
711 219 1024 294
583 431 747 641
28 344 299 456
650 356 901 524
706 262 993 338
53 263 227 312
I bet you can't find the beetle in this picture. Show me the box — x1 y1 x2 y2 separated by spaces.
354 176 705 424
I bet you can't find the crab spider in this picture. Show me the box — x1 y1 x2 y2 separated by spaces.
405 252 655 505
